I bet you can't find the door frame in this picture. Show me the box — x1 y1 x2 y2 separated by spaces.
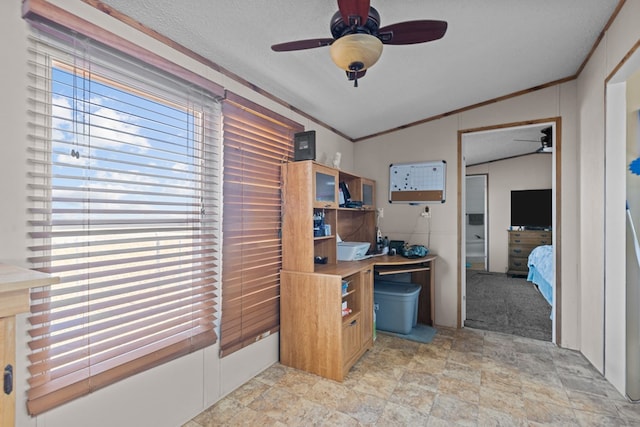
457 117 562 344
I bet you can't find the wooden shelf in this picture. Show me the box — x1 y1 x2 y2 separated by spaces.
342 289 356 298
314 235 334 241
342 311 360 323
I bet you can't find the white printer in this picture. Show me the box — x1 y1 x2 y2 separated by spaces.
337 241 371 261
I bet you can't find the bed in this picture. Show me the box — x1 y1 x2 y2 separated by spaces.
527 245 553 306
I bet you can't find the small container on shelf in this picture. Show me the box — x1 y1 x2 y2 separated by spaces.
341 300 352 317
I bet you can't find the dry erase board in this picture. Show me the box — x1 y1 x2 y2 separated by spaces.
389 160 446 203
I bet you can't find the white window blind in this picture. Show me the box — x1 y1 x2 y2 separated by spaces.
25 23 222 415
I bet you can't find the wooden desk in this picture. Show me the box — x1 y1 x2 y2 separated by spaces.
0 264 59 427
282 255 436 382
315 254 437 326
373 254 437 326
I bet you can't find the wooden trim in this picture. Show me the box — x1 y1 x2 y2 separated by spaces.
79 0 351 141
225 91 303 130
80 1 623 144
458 117 562 343
351 0 624 142
606 38 640 85
459 117 560 136
23 0 224 98
576 0 627 77
355 78 575 142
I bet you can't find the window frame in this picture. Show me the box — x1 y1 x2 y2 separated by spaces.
24 11 223 416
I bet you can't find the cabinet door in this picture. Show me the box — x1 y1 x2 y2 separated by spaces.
313 164 338 208
360 268 373 347
361 178 376 210
342 313 361 367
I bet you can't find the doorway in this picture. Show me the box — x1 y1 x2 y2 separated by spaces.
457 119 561 343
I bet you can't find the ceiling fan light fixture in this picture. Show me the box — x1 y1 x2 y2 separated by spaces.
539 126 553 152
329 33 383 72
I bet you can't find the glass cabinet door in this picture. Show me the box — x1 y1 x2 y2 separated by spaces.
313 165 338 208
361 178 375 209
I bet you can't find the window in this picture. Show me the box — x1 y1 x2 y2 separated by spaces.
219 92 302 356
25 22 222 415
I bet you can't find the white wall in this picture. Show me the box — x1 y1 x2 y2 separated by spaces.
467 154 552 273
626 69 640 400
354 2 639 374
1 1 354 426
354 84 575 332
577 0 640 376
354 115 461 327
605 61 640 396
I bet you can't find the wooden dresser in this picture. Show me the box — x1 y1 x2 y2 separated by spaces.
507 230 552 276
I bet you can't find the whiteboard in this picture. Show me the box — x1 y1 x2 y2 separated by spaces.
389 160 446 203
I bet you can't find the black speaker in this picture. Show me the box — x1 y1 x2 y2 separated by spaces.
294 130 316 161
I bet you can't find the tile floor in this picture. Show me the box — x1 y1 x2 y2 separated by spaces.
183 327 640 426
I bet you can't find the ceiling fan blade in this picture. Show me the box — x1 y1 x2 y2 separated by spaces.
337 0 370 27
271 38 334 52
378 20 448 45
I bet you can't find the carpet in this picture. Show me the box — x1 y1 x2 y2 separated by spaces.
377 324 436 344
465 270 552 341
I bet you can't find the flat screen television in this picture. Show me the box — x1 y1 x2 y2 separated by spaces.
510 189 552 229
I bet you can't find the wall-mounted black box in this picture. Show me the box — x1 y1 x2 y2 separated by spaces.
294 130 316 161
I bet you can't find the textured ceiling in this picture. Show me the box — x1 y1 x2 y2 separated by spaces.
97 0 618 160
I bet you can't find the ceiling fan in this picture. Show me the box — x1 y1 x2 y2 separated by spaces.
271 0 447 87
514 127 553 153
